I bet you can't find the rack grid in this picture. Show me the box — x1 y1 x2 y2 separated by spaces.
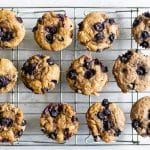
0 7 150 146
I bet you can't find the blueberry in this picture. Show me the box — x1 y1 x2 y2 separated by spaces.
57 14 65 22
46 34 53 43
93 22 104 32
0 76 9 88
49 108 59 117
67 69 77 80
2 32 13 41
108 18 115 25
47 58 54 65
144 12 150 18
94 32 104 41
32 26 38 32
51 80 57 84
0 118 13 127
141 31 149 40
22 63 37 75
94 58 100 65
109 33 115 43
97 112 105 120
71 116 78 122
132 120 140 129
21 120 27 126
83 58 92 69
38 18 42 24
148 122 150 128
114 128 121 136
45 26 57 34
102 99 109 107
49 131 57 139
133 18 141 27
103 109 111 116
119 50 133 63
64 128 71 140
16 17 23 23
78 22 83 31
103 121 111 131
84 69 96 79
17 130 23 137
136 66 146 76
140 41 149 48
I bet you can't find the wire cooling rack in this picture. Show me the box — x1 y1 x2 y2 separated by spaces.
0 7 150 146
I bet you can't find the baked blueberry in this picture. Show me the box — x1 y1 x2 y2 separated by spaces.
93 22 104 32
136 66 146 76
114 128 121 136
103 109 111 116
32 26 38 32
144 12 150 18
133 18 141 27
78 22 83 31
132 120 140 129
49 107 59 118
103 120 111 131
119 50 133 63
48 131 57 140
21 120 27 126
17 130 23 137
38 18 43 24
22 63 37 75
102 99 109 107
67 69 77 80
109 33 115 43
141 31 149 40
47 58 54 65
84 69 96 79
46 34 53 43
0 76 10 88
16 17 23 23
100 63 108 73
97 112 105 120
0 118 13 127
83 58 92 69
94 32 104 41
108 18 115 25
140 41 149 48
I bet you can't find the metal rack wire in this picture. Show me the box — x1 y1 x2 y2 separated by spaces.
0 7 150 146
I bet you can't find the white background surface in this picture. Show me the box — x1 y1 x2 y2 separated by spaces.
0 0 150 150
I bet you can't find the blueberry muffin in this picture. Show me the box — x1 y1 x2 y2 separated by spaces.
113 49 150 92
66 55 108 95
130 96 150 136
0 58 17 93
86 99 125 142
21 55 60 94
40 103 79 143
0 103 27 143
132 12 150 48
0 9 25 48
77 12 119 52
33 11 73 51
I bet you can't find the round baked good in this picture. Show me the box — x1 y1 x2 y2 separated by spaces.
77 12 119 52
0 9 25 48
130 96 150 136
86 99 125 142
21 54 60 94
0 58 17 93
40 103 79 143
0 103 27 143
32 11 73 51
132 12 150 48
113 49 150 93
66 55 108 95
